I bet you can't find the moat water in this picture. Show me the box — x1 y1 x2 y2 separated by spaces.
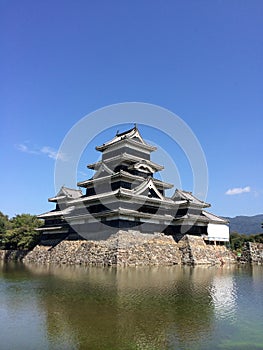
0 263 263 350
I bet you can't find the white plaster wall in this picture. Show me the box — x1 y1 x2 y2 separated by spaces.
207 223 229 241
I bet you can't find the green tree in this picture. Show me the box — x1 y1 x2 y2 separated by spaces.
230 231 263 251
0 211 10 248
230 232 250 250
2 214 43 250
253 233 263 243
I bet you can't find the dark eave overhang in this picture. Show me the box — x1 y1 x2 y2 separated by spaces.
35 226 68 232
96 137 156 152
174 214 209 224
87 153 164 171
69 189 186 209
48 195 67 203
77 170 173 189
178 201 211 209
67 207 174 223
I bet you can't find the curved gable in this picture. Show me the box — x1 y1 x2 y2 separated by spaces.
133 178 164 200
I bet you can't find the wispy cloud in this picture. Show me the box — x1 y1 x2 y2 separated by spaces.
40 146 68 161
16 143 68 161
16 143 39 155
225 186 251 195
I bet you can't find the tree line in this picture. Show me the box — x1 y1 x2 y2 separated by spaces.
0 211 43 250
230 230 263 251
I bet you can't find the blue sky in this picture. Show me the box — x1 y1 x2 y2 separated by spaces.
1 0 262 218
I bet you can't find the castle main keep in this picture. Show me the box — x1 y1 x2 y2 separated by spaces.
37 125 229 245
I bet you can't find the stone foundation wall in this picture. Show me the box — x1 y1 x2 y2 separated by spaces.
240 242 263 264
22 231 235 266
24 231 182 266
178 235 235 265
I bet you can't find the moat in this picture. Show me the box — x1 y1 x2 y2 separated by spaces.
1 263 263 350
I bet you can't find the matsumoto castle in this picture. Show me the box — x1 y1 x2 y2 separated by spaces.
38 125 229 245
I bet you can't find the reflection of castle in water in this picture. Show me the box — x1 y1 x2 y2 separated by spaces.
210 272 237 321
23 264 241 349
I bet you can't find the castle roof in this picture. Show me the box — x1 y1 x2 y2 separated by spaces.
67 207 175 223
202 210 228 224
38 206 75 218
70 186 177 206
96 125 156 152
174 210 228 225
48 186 82 202
77 170 173 189
87 153 164 171
172 189 210 208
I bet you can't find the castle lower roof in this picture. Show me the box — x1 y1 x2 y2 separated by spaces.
67 207 175 223
202 210 228 224
38 206 75 218
174 211 228 225
48 186 82 202
172 189 210 208
35 226 67 231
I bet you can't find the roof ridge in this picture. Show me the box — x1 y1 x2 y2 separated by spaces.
116 125 136 137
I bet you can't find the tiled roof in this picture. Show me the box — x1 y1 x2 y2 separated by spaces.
60 186 83 199
202 210 228 224
67 207 174 222
38 206 75 218
175 211 228 225
48 186 82 202
96 126 156 151
35 226 66 231
172 189 210 207
77 170 173 189
175 213 210 223
87 153 164 171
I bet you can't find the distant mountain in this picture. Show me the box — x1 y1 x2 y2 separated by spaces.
225 214 263 235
